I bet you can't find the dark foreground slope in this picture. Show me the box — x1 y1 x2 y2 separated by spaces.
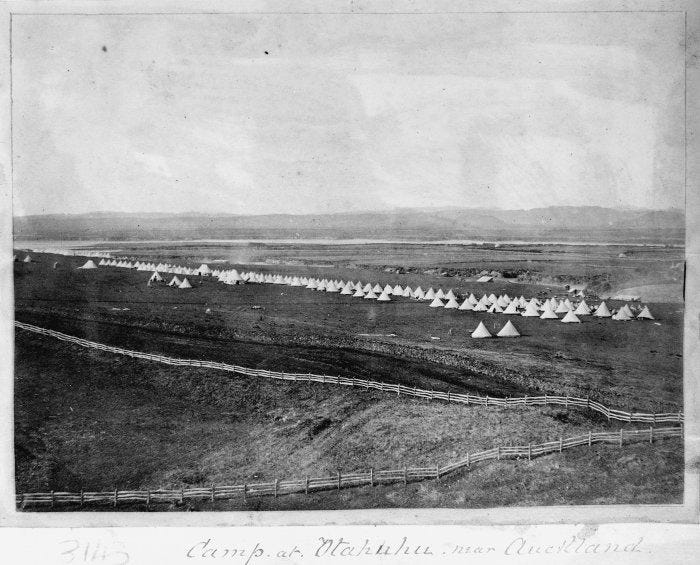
15 331 683 510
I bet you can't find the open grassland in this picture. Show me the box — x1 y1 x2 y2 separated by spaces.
13 245 684 509
79 240 685 300
14 252 683 412
15 331 682 509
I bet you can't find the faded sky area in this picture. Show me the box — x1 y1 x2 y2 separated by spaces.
11 12 685 215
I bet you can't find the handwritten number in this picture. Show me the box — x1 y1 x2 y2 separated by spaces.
59 540 80 563
58 540 129 565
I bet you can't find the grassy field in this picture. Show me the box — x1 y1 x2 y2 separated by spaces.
76 239 685 299
12 245 685 509
15 331 682 509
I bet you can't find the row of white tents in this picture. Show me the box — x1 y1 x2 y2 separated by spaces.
91 257 655 320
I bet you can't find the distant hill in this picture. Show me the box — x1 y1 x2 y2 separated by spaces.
13 206 685 243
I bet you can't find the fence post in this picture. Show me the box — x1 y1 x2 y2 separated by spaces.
403 467 407 486
147 489 151 507
210 484 215 503
653 413 656 426
619 428 623 447
51 491 55 509
486 395 489 407
565 396 569 410
497 446 500 460
559 437 563 452
243 484 247 501
528 443 531 461
586 396 590 409
436 464 440 479
337 471 341 490
466 393 470 405
80 489 84 507
305 476 309 495
467 452 470 468
447 390 451 403
370 468 374 487
588 431 592 447
628 411 632 423
679 412 683 423
544 394 547 406
650 426 654 444
114 489 118 508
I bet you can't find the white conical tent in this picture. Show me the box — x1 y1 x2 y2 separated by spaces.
471 321 492 338
326 281 339 292
444 297 460 309
521 303 540 317
23 255 32 262
413 288 425 299
412 286 423 297
497 320 521 337
468 293 478 305
424 288 436 300
574 300 591 315
373 283 383 293
555 301 570 313
503 301 519 314
364 288 378 299
594 301 612 317
178 277 192 289
612 309 632 321
472 301 488 312
540 302 558 319
487 302 503 313
168 276 181 287
393 284 403 295
363 283 373 293
402 286 412 297
445 289 457 300
429 297 445 308
458 298 473 311
561 310 581 323
98 259 107 266
149 271 163 282
435 288 445 299
353 287 365 297
340 283 354 295
376 291 391 302
78 260 97 269
637 306 654 320
383 284 393 295
620 304 634 318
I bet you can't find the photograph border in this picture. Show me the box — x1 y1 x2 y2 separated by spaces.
0 0 698 529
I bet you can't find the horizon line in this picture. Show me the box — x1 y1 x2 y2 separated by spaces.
12 205 686 218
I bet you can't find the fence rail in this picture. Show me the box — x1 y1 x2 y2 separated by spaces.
17 426 681 508
14 321 684 424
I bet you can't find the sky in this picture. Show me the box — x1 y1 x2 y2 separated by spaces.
11 12 685 216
